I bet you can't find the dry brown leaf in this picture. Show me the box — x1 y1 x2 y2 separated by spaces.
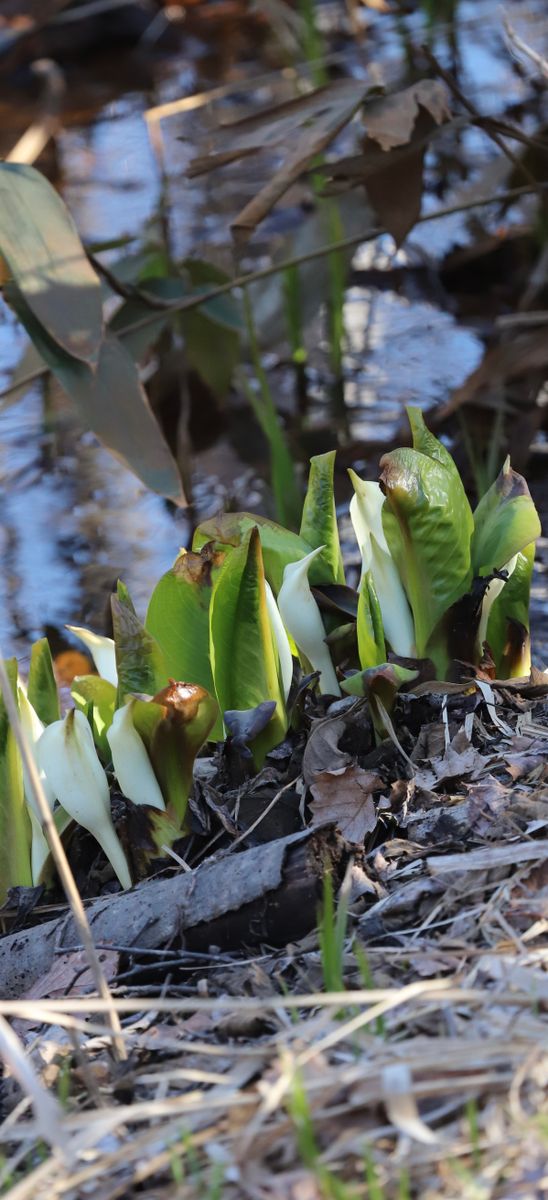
310 764 382 844
414 729 491 790
362 79 450 150
187 79 371 241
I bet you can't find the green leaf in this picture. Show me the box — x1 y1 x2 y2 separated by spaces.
299 451 345 585
27 637 60 725
486 543 535 677
111 582 168 701
193 511 312 594
472 458 541 576
71 675 117 761
209 527 287 765
0 659 32 900
380 416 474 659
7 283 185 505
0 163 103 365
145 544 225 742
356 574 386 670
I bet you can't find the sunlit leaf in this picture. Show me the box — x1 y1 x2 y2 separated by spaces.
7 281 185 504
27 637 60 725
356 574 386 670
380 409 474 662
112 581 168 702
71 675 117 762
472 457 541 576
0 162 103 364
300 451 345 585
146 543 225 742
193 511 311 594
209 527 287 764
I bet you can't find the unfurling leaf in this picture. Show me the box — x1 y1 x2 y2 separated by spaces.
356 574 386 670
486 543 535 677
210 527 288 765
71 675 116 761
111 581 167 702
146 542 224 741
193 511 311 594
380 408 474 670
27 638 60 725
349 471 415 657
300 451 345 585
132 682 218 826
471 457 541 577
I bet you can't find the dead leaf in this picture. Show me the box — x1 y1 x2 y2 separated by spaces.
22 948 119 1000
302 714 352 784
310 764 382 844
187 79 372 241
414 729 491 790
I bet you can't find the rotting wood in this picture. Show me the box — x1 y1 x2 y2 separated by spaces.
0 825 346 1000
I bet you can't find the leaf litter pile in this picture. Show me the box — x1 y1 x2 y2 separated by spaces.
1 668 547 1199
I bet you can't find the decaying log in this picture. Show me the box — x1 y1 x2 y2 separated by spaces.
0 826 346 999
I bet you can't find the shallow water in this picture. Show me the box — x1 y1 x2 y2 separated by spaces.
1 0 547 664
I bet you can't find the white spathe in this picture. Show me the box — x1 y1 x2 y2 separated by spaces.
107 701 165 811
37 709 131 889
66 625 118 686
265 581 294 701
349 472 415 658
278 546 340 697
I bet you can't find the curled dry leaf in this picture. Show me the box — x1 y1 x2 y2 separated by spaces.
310 764 382 844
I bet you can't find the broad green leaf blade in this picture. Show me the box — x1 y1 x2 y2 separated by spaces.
193 511 312 594
471 458 541 576
6 281 186 504
407 406 459 474
27 637 60 725
112 582 168 702
71 675 117 761
486 543 534 677
357 574 386 670
380 432 474 658
145 544 225 742
0 163 103 364
209 527 287 764
299 451 345 585
0 659 32 900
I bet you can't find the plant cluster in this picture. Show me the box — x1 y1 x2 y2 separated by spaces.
1 411 540 898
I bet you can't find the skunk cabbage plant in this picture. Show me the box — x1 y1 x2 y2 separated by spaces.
1 410 542 894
